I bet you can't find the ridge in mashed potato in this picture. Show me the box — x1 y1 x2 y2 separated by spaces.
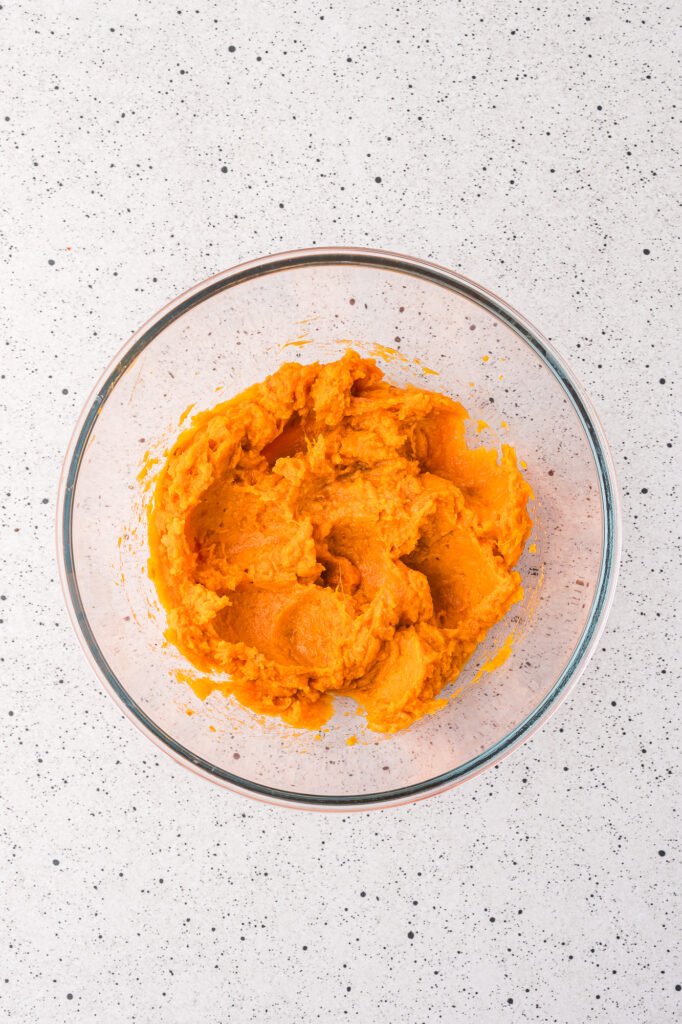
148 351 533 733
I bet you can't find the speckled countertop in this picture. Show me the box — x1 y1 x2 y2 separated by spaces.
2 1 679 1021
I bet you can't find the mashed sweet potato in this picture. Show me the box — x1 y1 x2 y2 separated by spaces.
148 351 532 733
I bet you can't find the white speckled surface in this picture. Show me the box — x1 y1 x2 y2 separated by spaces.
2 1 679 1020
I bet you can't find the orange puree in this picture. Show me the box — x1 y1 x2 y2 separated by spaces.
148 351 532 733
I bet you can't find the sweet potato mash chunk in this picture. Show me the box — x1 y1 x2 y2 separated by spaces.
148 351 532 733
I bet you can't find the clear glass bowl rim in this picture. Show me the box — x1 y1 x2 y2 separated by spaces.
56 246 622 811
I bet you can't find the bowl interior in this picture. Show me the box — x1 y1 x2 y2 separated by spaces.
62 253 614 806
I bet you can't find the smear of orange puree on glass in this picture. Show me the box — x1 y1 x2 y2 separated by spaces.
148 351 532 734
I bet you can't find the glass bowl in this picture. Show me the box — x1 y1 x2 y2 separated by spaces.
57 247 621 810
